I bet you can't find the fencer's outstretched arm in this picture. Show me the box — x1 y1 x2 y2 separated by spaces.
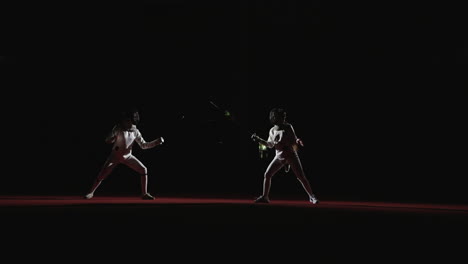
251 133 275 148
135 130 164 149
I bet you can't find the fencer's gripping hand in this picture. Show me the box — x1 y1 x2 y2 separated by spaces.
296 138 304 147
251 133 259 142
156 137 164 145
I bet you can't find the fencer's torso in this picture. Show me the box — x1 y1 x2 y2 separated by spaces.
109 125 140 159
106 124 160 160
268 123 298 159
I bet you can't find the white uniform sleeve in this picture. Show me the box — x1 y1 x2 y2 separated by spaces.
134 129 160 149
265 128 276 148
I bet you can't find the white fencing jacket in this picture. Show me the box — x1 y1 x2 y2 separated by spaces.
106 124 160 160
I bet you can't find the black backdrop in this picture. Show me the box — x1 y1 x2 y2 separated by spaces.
3 1 466 203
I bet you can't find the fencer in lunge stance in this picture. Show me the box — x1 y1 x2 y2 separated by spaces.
251 108 319 204
84 108 164 200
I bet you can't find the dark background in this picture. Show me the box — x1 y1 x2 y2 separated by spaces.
2 1 466 203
